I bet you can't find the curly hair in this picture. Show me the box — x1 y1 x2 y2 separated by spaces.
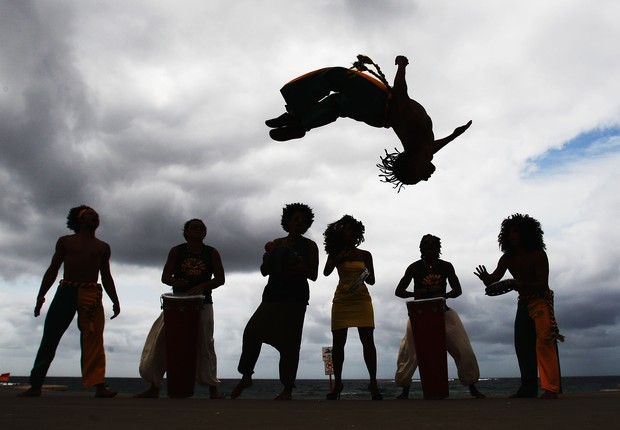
281 203 315 233
323 214 366 255
66 205 92 233
498 213 546 255
183 218 206 240
419 234 441 254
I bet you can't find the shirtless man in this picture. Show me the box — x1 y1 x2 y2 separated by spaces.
266 55 472 190
19 205 120 397
474 214 562 399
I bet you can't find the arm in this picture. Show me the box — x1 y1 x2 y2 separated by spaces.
99 243 120 319
323 250 351 277
161 246 187 289
304 239 320 282
392 55 409 98
34 238 65 317
363 250 376 286
444 263 462 299
432 120 472 154
394 264 416 299
474 255 508 286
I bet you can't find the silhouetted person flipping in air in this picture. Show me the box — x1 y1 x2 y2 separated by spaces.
266 55 472 191
19 206 120 398
475 214 563 399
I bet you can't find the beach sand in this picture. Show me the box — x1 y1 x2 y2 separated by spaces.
2 386 618 430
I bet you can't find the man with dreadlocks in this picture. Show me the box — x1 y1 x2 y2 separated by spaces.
265 55 472 190
394 234 485 399
475 214 563 399
19 206 120 398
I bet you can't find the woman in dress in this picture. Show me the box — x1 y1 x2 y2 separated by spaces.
323 215 382 400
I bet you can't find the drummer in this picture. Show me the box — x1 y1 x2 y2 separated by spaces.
134 218 225 398
394 234 485 399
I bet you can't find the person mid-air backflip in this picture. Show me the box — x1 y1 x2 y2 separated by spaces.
266 55 472 191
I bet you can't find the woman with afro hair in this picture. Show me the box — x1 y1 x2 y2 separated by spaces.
323 215 381 400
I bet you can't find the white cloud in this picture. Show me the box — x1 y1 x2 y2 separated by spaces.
1 0 619 382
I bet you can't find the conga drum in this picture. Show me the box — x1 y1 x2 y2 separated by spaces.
161 293 204 398
407 298 449 399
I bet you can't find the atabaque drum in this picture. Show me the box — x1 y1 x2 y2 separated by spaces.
161 293 204 398
407 298 449 399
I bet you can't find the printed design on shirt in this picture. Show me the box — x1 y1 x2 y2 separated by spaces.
180 257 206 277
420 273 443 295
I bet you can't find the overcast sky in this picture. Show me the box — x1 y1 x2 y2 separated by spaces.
1 0 619 383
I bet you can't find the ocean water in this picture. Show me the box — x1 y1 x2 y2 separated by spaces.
6 375 619 399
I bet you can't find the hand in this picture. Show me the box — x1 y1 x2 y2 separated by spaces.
111 302 121 319
395 55 409 66
172 279 188 289
188 285 207 296
34 296 45 317
474 265 489 283
453 120 472 136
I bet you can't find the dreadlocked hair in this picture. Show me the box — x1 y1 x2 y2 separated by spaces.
351 54 391 89
66 205 92 232
377 148 406 192
323 214 366 255
498 213 546 256
420 234 441 254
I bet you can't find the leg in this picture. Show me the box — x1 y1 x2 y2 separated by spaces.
28 286 78 390
359 327 382 400
273 304 307 400
77 286 107 389
444 310 484 398
326 328 347 399
395 320 417 399
269 67 388 141
513 300 538 397
231 308 265 399
528 299 561 397
195 305 223 398
135 313 166 397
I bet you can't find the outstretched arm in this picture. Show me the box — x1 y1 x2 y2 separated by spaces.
392 55 409 98
432 120 472 154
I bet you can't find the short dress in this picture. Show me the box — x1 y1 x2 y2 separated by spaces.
331 260 375 330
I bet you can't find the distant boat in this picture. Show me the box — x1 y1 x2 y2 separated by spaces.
0 372 10 383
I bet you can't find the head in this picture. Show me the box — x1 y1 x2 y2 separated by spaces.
183 218 207 241
281 203 314 235
377 150 435 192
66 205 98 233
498 213 545 255
323 214 366 255
419 234 441 262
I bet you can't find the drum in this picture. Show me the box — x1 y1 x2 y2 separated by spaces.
407 298 449 399
161 293 204 398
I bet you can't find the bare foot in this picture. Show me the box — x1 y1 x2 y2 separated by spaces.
133 385 160 398
396 387 410 400
539 390 558 399
469 385 486 399
274 388 292 400
17 387 42 397
95 386 118 398
230 375 252 399
209 386 225 399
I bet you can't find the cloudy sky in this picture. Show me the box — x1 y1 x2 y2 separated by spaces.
1 0 619 383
